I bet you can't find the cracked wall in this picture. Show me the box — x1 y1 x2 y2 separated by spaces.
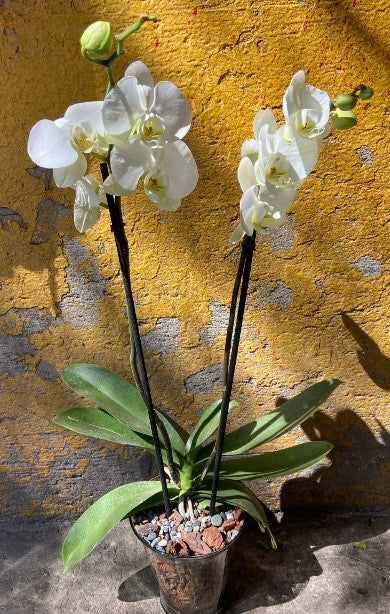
0 0 389 517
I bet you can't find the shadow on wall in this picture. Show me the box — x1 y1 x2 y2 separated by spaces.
280 409 389 512
342 313 390 390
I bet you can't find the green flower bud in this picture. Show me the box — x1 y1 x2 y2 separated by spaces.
334 94 357 111
358 86 374 100
80 21 114 61
331 109 357 130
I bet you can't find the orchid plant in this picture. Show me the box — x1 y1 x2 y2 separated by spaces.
26 17 373 570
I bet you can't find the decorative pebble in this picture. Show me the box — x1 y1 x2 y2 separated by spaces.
211 514 223 527
146 532 157 542
151 537 160 547
220 511 227 521
170 529 177 537
226 512 234 519
231 529 239 539
158 539 168 547
193 520 201 527
185 526 193 532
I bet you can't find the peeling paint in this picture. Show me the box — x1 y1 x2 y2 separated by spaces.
30 197 70 245
185 364 223 394
36 360 58 382
142 317 179 354
351 255 382 278
60 237 107 328
263 218 295 253
356 145 373 165
200 301 229 345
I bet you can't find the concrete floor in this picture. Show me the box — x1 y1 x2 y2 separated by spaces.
0 512 388 614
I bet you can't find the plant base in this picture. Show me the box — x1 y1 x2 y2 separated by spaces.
130 512 244 614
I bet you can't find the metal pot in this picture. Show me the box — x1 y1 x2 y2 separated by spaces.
130 514 244 614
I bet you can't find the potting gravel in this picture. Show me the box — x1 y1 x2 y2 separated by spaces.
133 502 244 556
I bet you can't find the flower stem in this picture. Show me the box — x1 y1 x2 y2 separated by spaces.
100 163 172 516
223 244 247 386
209 232 256 515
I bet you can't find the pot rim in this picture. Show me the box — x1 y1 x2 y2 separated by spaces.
129 510 245 561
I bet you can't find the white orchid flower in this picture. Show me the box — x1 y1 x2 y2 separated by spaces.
73 174 107 233
239 108 318 190
27 102 108 188
283 70 330 141
102 64 192 149
230 183 296 243
143 141 198 211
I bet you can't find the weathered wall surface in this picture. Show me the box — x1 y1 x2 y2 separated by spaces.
0 0 389 517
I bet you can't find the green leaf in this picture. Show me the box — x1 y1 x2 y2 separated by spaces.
215 441 333 481
196 379 341 462
156 410 187 457
53 406 157 451
195 479 276 548
62 481 179 570
62 364 150 435
186 399 238 455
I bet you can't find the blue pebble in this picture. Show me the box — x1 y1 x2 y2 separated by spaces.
151 537 160 547
220 512 227 521
193 520 201 527
146 532 157 542
211 514 223 527
185 526 193 532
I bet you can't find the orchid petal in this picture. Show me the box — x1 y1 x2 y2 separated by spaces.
229 224 245 244
110 140 153 190
103 174 134 196
158 141 198 199
125 61 154 88
253 109 277 139
53 152 87 188
27 119 78 169
102 76 149 136
151 81 192 140
73 175 105 233
64 101 105 136
238 157 257 192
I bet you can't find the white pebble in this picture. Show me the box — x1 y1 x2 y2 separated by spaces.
158 539 168 547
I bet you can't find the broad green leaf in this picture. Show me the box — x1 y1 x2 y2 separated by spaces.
54 406 184 468
62 481 179 570
195 479 276 548
186 399 238 455
54 406 157 450
156 410 187 457
62 364 150 435
196 379 341 462
215 441 333 481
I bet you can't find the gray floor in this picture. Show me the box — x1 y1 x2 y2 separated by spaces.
0 513 388 613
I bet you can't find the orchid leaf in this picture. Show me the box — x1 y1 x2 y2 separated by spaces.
62 364 150 435
62 481 179 570
215 441 333 481
54 406 157 450
186 399 238 455
196 379 341 462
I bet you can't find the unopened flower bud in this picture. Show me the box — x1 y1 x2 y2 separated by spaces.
334 94 357 111
331 109 357 130
80 21 114 61
358 86 374 100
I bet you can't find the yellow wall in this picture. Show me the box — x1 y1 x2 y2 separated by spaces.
0 0 389 517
